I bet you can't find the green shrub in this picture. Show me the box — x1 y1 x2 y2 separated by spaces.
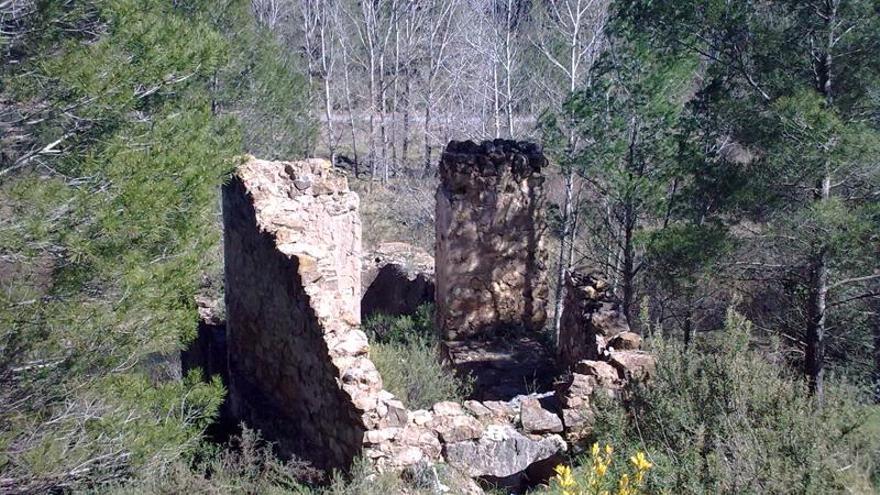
364 305 472 409
577 307 880 494
0 1 315 492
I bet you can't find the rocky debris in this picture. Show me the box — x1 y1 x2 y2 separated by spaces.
435 140 549 341
560 407 595 442
430 414 485 443
519 397 563 434
574 360 622 389
608 331 642 351
433 401 465 416
445 425 566 479
362 242 435 320
554 373 598 444
609 351 656 382
558 269 632 369
555 373 596 409
481 400 518 421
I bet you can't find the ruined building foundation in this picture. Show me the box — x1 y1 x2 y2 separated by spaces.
219 152 655 488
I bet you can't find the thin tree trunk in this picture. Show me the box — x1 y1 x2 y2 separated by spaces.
621 205 635 325
423 98 432 174
871 284 880 402
341 47 359 177
620 119 639 326
379 51 389 182
805 0 837 404
504 0 514 138
805 221 829 402
402 74 411 167
390 25 400 176
493 64 501 138
368 58 377 181
552 167 575 339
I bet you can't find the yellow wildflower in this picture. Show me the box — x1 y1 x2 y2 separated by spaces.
630 451 653 472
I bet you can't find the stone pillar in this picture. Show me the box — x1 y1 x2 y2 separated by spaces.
223 157 382 470
435 140 549 340
558 270 631 370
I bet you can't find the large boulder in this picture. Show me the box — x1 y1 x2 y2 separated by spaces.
444 425 566 479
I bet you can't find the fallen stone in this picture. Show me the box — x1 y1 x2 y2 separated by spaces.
463 400 494 418
430 414 484 443
555 373 596 409
482 400 517 419
574 360 621 388
409 409 434 426
609 351 656 381
561 408 595 442
519 398 563 434
433 401 464 416
608 331 642 351
380 399 408 428
444 425 566 478
364 428 401 445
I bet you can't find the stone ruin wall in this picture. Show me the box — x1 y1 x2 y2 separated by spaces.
223 157 377 469
221 156 574 480
435 140 550 340
219 151 657 485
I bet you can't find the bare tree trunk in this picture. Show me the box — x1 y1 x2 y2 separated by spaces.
871 283 880 402
620 118 639 326
379 51 389 182
317 8 335 165
423 96 433 173
493 64 501 138
540 0 608 340
368 55 377 181
340 43 359 177
390 24 400 175
504 0 515 137
402 74 411 167
621 203 635 325
552 167 575 338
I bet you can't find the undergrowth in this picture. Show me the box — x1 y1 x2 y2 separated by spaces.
363 305 473 409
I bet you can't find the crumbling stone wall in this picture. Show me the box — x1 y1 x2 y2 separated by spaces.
558 270 632 370
435 140 549 340
223 157 380 470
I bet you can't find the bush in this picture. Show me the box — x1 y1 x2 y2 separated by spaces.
579 307 880 494
364 305 472 409
548 443 653 495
